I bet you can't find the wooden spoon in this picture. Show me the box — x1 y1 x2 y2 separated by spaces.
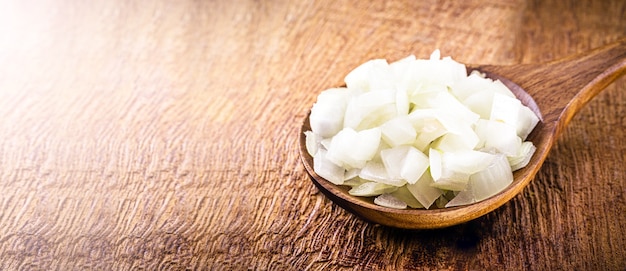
299 38 626 229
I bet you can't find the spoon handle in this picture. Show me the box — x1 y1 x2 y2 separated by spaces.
476 38 626 132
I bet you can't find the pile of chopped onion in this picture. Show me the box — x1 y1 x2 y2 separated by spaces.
305 50 539 209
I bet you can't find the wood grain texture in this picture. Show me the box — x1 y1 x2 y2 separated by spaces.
0 0 624 270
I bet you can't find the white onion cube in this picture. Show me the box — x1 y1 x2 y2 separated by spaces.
344 59 393 91
469 154 513 201
380 116 417 147
310 88 351 137
406 170 443 208
314 149 345 185
326 127 381 169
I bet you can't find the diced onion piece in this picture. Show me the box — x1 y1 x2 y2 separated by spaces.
400 147 430 184
444 154 513 207
320 137 332 150
409 85 448 107
381 145 429 184
390 56 414 116
462 90 495 120
344 168 360 181
432 131 479 152
419 90 480 125
490 92 540 140
429 149 495 191
441 150 496 174
357 104 397 131
459 80 517 121
326 127 381 169
390 185 424 208
429 49 441 60
475 119 521 156
408 109 448 152
343 177 367 187
309 88 351 137
380 146 408 179
344 59 394 91
313 149 345 185
395 87 410 116
490 92 523 125
508 141 537 171
359 161 406 187
428 148 444 181
344 90 397 130
429 150 471 191
469 154 513 201
380 116 417 147
390 55 417 97
304 131 319 157
430 171 471 191
374 193 408 209
435 193 452 208
516 105 540 140
349 181 398 197
390 55 416 81
450 72 494 101
491 79 516 97
431 110 479 151
406 169 443 209
444 190 475 208
405 50 467 88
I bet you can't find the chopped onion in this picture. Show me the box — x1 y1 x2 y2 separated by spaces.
406 169 443 209
399 147 430 184
508 141 537 171
470 154 514 201
349 181 398 197
304 131 318 157
380 145 429 184
374 193 408 209
407 109 448 152
305 50 539 209
391 185 424 208
474 119 521 156
359 161 406 187
380 116 417 147
444 189 475 208
309 88 351 137
516 105 540 140
344 59 394 92
344 89 397 130
441 150 496 174
462 89 496 120
344 168 360 181
313 149 345 185
343 177 367 187
326 127 381 169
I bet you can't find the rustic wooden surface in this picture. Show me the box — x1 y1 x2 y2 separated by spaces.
0 0 624 270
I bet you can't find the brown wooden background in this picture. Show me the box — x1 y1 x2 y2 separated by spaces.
0 0 624 270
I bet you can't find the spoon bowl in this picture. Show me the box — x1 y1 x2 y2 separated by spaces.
299 38 626 229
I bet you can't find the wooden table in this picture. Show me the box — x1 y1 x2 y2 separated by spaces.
0 0 624 270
